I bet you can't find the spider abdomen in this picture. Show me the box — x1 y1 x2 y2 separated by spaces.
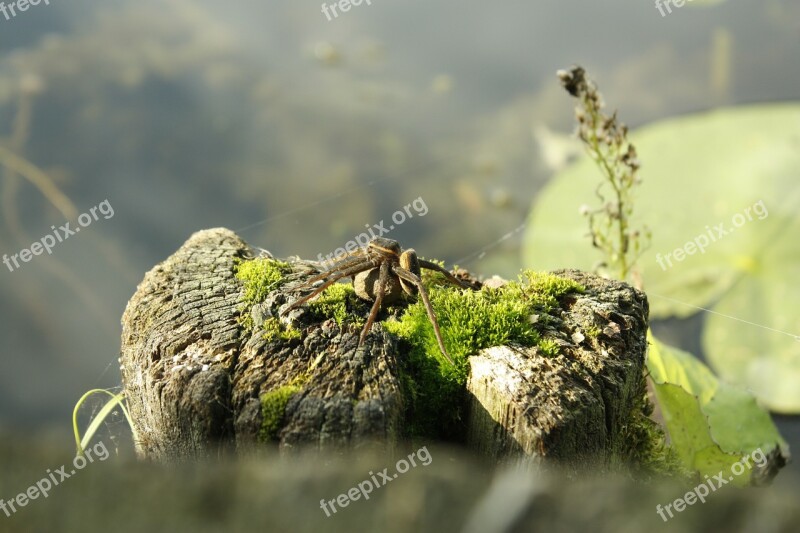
353 268 403 303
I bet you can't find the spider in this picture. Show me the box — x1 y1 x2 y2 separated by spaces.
282 237 471 364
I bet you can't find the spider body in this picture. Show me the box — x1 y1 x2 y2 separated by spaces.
282 237 470 364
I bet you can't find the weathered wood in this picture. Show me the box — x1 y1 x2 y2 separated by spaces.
467 270 649 468
120 228 650 465
120 228 404 460
231 307 404 454
120 228 245 460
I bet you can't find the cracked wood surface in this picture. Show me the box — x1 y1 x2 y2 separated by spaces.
120 228 648 464
120 228 403 460
467 270 649 469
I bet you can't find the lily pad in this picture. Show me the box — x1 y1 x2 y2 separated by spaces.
702 219 800 413
523 103 800 318
647 334 788 484
523 104 800 410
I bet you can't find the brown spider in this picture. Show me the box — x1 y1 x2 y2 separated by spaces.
282 237 471 364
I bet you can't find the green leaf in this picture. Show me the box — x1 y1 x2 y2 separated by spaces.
647 334 788 485
523 103 800 317
523 103 800 411
702 227 800 413
73 389 137 456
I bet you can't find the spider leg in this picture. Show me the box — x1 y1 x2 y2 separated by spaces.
302 252 368 286
282 261 373 314
319 248 370 271
358 261 391 346
394 266 455 365
418 259 471 289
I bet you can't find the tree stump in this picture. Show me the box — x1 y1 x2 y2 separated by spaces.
120 228 652 466
466 270 650 469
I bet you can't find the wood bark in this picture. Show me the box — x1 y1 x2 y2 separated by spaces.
121 228 403 460
466 270 649 469
120 228 649 463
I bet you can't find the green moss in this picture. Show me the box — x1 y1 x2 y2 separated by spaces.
259 384 302 442
619 381 687 478
384 270 584 438
306 283 366 327
236 258 292 307
245 262 585 443
585 324 602 338
234 258 292 333
518 271 585 308
538 338 560 357
262 317 302 342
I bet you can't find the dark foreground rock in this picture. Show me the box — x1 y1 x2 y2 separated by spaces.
1 436 798 533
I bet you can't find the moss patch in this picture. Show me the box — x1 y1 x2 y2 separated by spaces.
262 317 301 342
585 324 602 338
305 283 367 328
537 338 560 357
384 270 584 438
259 384 302 442
234 257 292 332
619 379 687 478
236 258 292 306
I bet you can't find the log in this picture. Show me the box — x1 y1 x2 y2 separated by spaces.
466 270 650 470
120 228 404 460
120 228 651 465
120 228 244 460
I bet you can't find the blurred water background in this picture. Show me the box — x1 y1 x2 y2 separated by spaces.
0 0 798 494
